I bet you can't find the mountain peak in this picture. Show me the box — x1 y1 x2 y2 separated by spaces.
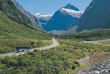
35 13 53 18
34 13 53 24
64 4 79 11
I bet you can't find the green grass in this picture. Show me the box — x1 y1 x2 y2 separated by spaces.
59 29 110 41
0 37 52 54
0 39 110 74
0 7 53 54
0 11 53 39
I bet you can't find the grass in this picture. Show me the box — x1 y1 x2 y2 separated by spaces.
0 9 54 54
0 37 52 54
0 11 53 39
0 39 110 74
59 29 110 41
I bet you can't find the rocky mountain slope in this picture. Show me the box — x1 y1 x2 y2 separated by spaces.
44 4 83 32
75 0 110 32
11 0 43 30
0 0 31 26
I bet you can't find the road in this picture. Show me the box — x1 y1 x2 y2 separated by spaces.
83 39 110 43
0 38 59 57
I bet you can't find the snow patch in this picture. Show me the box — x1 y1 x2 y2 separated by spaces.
35 13 53 20
60 8 83 18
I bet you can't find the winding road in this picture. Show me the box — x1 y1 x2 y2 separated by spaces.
83 39 110 43
0 38 59 57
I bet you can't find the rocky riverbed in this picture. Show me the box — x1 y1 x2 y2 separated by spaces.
76 57 110 74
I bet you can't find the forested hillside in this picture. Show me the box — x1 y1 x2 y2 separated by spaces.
0 0 53 53
75 0 110 32
0 11 52 39
59 29 110 41
0 0 31 25
0 0 53 39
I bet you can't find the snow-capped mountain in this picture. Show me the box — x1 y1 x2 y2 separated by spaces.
35 13 53 24
60 8 83 18
43 4 83 32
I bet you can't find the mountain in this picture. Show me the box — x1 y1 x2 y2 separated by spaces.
0 0 53 39
35 13 53 24
44 4 83 31
75 0 110 32
11 0 43 30
0 0 31 26
49 25 78 36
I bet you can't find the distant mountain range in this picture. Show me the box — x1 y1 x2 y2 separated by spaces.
74 0 110 32
9 0 110 36
35 13 53 24
36 4 83 33
11 0 43 30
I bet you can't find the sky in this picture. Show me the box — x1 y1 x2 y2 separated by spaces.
16 0 92 15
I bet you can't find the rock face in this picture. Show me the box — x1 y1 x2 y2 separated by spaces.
11 0 43 30
35 13 53 24
44 4 83 31
75 0 110 32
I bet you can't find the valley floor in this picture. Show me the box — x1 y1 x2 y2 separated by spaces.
0 38 110 74
0 38 59 57
77 52 110 65
76 39 110 74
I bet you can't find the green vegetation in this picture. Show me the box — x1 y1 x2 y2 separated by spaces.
0 37 51 54
101 41 110 45
0 0 110 74
0 11 53 39
0 11 53 54
0 0 54 40
59 29 110 41
0 0 54 54
0 39 110 74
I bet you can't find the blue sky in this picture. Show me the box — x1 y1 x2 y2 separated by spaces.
16 0 92 15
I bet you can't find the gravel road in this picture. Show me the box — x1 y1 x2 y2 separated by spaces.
83 39 110 43
0 38 59 57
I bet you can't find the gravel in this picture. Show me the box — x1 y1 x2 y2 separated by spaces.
76 58 110 74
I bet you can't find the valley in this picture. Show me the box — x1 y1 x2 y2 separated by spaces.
0 0 110 74
0 38 59 57
0 39 110 73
